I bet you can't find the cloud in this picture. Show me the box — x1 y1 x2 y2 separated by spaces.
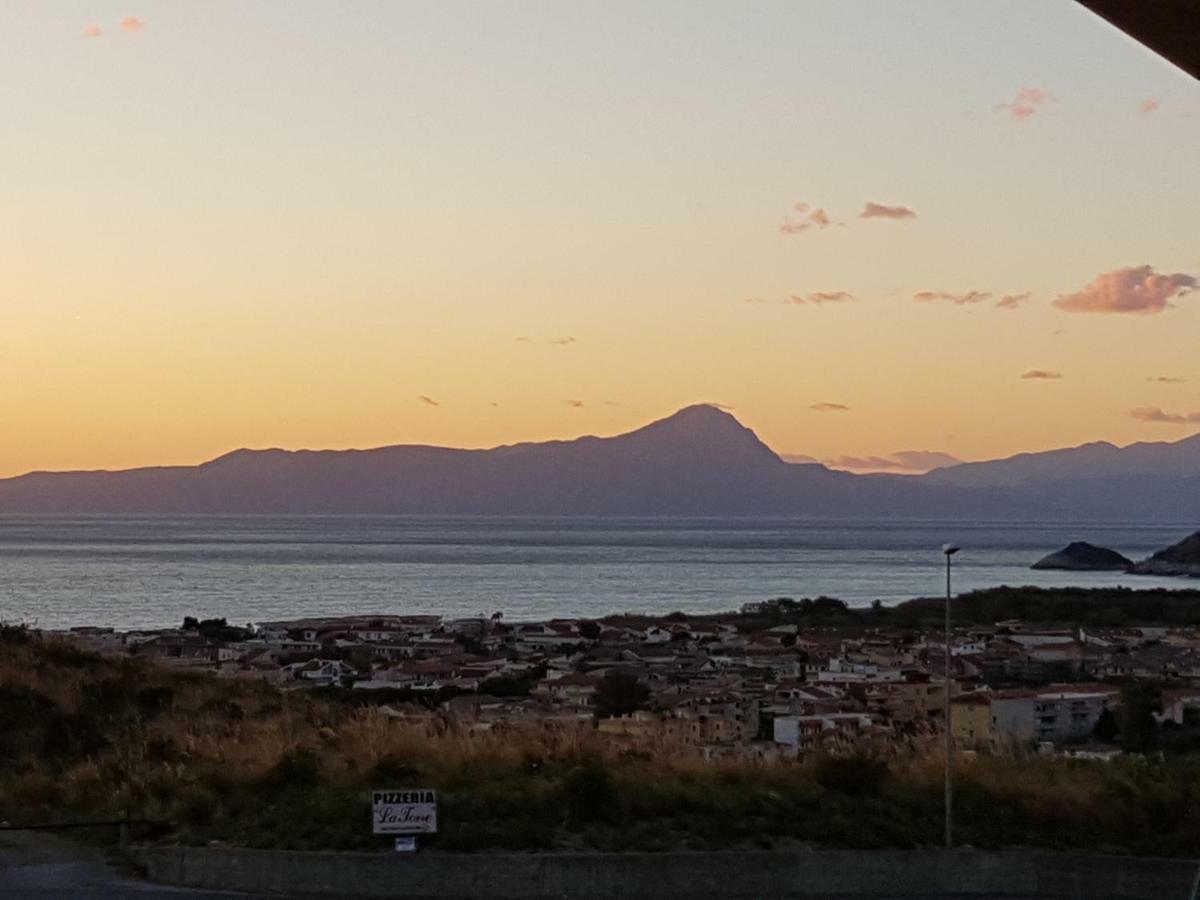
1147 376 1186 384
914 290 991 306
120 16 144 32
1053 265 1197 315
889 450 963 470
567 399 584 408
1131 407 1200 424
780 202 834 235
824 450 963 474
996 87 1052 119
83 24 102 38
1021 370 1063 380
417 395 440 407
742 297 770 304
996 292 1032 310
1139 98 1160 115
781 453 819 464
788 291 855 305
809 402 849 412
859 202 916 220
827 455 902 471
517 335 577 345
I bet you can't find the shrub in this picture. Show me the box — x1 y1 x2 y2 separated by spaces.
369 755 420 785
814 754 890 798
259 749 322 792
562 761 619 824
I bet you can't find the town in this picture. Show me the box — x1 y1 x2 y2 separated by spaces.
45 591 1200 761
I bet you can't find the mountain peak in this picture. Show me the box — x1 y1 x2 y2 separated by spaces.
617 405 782 466
659 403 741 426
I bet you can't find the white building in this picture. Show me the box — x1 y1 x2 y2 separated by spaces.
990 688 1116 744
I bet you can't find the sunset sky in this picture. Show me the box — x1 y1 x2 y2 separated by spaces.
2 1 1197 478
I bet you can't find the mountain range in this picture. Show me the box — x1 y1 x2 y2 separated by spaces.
1 405 1198 520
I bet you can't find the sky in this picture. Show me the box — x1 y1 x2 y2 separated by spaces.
1 1 1198 478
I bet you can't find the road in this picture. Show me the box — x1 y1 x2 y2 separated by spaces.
0 831 251 899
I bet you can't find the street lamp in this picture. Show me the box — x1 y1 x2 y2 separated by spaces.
941 543 960 850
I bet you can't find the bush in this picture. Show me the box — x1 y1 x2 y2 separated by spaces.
259 749 322 792
814 754 890 798
562 762 619 824
369 755 420 785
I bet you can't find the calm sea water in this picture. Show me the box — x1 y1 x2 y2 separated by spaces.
0 515 1192 631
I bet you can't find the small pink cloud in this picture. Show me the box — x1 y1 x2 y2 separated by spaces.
417 395 440 407
1131 407 1200 424
548 336 576 346
781 453 820 464
1021 370 1063 380
787 291 855 306
996 292 1032 310
996 87 1052 120
1147 376 1186 384
810 402 849 412
1139 98 1160 115
84 24 103 38
1054 265 1196 315
914 290 991 306
567 399 584 408
120 16 144 33
780 202 834 235
859 202 916 220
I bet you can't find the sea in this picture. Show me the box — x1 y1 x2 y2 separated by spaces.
0 515 1193 631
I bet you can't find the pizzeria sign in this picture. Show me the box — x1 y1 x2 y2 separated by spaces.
372 789 438 835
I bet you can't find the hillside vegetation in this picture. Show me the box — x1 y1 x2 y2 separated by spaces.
2 624 1200 856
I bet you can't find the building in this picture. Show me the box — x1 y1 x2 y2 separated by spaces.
990 686 1117 744
950 693 993 747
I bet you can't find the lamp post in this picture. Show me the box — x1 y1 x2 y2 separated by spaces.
941 543 960 850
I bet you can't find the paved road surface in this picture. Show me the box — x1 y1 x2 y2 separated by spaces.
0 832 251 898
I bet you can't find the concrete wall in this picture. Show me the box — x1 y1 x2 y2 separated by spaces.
135 847 1200 899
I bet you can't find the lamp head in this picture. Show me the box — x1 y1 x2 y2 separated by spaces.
941 544 960 556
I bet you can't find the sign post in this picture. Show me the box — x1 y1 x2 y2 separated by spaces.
372 789 438 852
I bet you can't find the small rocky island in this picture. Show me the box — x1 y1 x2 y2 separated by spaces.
1128 531 1200 577
1031 541 1133 571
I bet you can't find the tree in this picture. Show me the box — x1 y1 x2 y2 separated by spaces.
578 620 601 640
1119 683 1160 753
593 671 650 720
1092 707 1120 743
181 616 249 642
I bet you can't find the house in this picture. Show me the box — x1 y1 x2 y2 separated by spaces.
532 673 599 708
990 685 1118 744
1157 689 1200 726
950 693 993 747
772 713 876 754
863 679 950 723
284 658 358 686
815 658 903 684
